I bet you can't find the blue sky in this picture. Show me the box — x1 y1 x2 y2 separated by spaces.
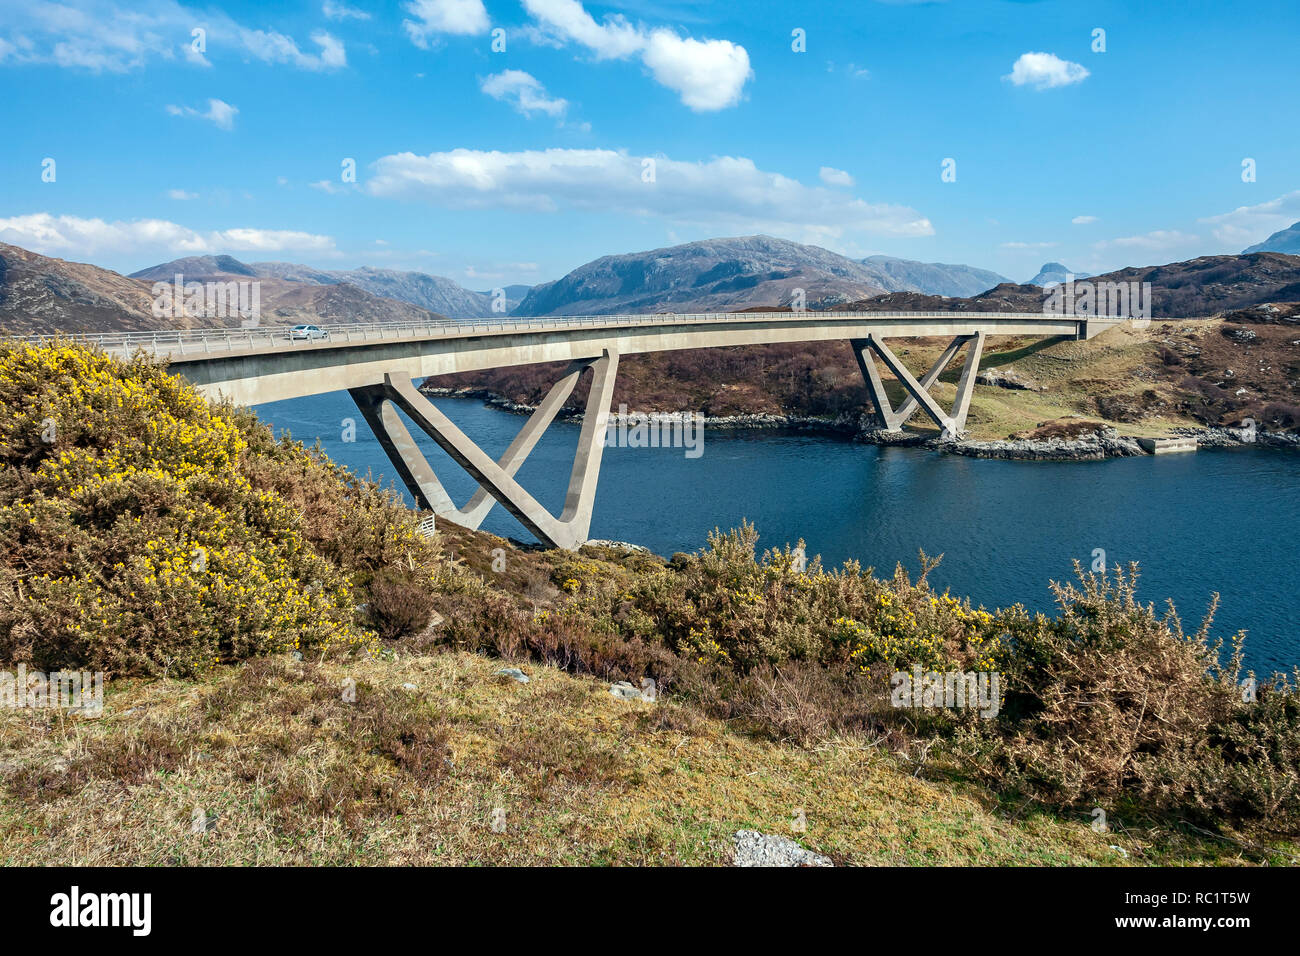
1 0 1298 287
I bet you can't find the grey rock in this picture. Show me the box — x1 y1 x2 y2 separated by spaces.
732 830 832 867
496 667 530 684
946 434 1147 461
976 367 1041 391
608 681 644 701
585 539 652 554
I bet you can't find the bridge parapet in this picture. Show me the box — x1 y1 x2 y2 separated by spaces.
5 309 1112 363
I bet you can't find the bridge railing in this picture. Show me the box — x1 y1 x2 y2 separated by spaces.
3 309 1093 358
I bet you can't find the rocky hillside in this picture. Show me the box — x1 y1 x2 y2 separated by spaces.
839 253 1300 318
1081 252 1300 316
513 236 890 316
0 242 170 334
0 244 455 334
835 282 1048 313
134 257 498 319
861 255 1009 297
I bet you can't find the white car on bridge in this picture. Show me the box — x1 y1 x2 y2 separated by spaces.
286 324 329 341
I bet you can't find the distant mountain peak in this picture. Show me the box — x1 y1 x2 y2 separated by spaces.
513 236 1007 316
1027 262 1092 287
1243 221 1300 255
860 255 1010 298
129 255 257 280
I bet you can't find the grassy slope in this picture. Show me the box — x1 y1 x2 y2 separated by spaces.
3 523 1292 867
0 650 1156 866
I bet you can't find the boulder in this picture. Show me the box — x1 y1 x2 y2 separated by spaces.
732 830 832 867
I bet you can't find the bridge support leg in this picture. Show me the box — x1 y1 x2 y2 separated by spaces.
851 332 985 440
348 349 619 550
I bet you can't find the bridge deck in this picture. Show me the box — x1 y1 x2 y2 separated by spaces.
8 310 1125 405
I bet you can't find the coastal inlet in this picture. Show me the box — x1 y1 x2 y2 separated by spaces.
258 390 1300 674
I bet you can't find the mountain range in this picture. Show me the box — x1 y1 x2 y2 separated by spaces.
130 258 510 319
513 236 1013 315
5 234 1300 335
0 244 458 334
834 252 1300 317
860 255 1010 297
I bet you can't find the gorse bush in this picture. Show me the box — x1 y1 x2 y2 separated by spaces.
0 344 440 677
955 568 1300 828
619 524 1001 677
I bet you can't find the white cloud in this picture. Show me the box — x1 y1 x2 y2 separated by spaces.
239 29 345 70
641 30 750 111
520 0 751 111
166 98 238 130
0 213 337 258
166 188 198 200
0 2 347 72
1072 215 1097 225
480 70 568 118
365 147 933 240
402 0 489 47
1004 52 1089 91
522 0 641 58
323 1 371 21
1094 230 1200 252
1198 190 1300 247
1000 241 1058 250
819 166 854 187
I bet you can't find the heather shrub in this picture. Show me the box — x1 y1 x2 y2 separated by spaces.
367 566 437 641
461 522 1300 830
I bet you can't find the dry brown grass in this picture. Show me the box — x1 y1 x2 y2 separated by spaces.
0 650 1224 866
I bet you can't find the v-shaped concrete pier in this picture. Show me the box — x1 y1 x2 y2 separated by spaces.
348 350 618 550
852 332 985 440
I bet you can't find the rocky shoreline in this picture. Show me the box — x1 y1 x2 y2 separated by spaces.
419 385 861 434
418 385 1296 462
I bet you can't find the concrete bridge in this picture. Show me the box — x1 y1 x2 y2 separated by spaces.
36 310 1123 549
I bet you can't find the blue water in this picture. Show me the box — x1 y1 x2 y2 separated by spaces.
257 391 1300 674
